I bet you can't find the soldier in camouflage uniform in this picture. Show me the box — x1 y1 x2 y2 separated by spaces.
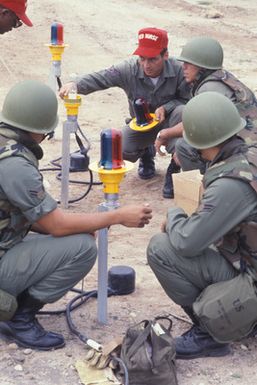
59 27 190 199
155 36 257 175
0 0 32 34
0 0 33 348
0 80 152 350
147 92 257 359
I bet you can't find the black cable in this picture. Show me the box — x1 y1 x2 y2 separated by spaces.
65 290 98 344
40 157 100 185
39 286 129 384
64 288 129 385
39 166 96 204
56 76 62 91
39 131 102 202
56 169 93 204
113 357 129 385
50 157 62 168
41 155 102 186
38 289 97 316
39 149 102 203
39 156 62 171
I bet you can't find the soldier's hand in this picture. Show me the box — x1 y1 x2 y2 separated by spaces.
116 203 152 228
155 129 169 156
155 106 166 123
59 82 77 99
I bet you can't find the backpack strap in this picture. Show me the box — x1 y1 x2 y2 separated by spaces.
154 316 173 331
126 320 152 360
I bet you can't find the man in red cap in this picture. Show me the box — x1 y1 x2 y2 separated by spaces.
0 0 32 34
60 27 190 199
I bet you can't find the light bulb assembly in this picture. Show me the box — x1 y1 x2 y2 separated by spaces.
129 98 158 132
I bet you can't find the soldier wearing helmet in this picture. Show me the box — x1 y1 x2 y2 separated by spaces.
0 80 152 351
155 36 257 176
0 0 32 34
148 92 257 359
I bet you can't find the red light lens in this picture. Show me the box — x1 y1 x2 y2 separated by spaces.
100 128 124 169
133 98 153 126
51 22 64 45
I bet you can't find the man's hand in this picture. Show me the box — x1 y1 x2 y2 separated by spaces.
116 204 152 228
155 106 166 123
155 129 170 156
59 82 77 99
155 122 184 155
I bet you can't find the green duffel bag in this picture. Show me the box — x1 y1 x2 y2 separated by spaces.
118 316 178 385
193 273 257 343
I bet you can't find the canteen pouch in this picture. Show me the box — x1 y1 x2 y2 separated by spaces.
193 273 257 343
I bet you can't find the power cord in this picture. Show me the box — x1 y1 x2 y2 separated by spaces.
40 126 102 204
38 286 129 385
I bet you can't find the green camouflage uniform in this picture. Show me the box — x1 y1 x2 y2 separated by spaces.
0 126 96 303
176 69 257 171
147 138 257 307
76 57 190 160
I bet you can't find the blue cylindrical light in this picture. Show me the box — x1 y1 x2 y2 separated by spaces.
51 22 64 45
100 128 123 170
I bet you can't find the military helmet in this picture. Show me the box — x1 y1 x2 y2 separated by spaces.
177 36 223 70
0 80 58 134
182 92 246 149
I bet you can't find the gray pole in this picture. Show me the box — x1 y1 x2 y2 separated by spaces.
61 116 78 208
97 193 119 324
48 61 61 93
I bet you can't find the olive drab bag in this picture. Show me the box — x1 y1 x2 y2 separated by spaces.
193 273 257 343
118 316 178 385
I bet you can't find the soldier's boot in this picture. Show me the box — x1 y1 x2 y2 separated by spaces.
138 145 156 180
176 306 230 359
0 291 65 350
162 158 181 199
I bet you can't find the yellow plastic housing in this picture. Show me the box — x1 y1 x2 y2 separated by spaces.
89 161 133 194
129 113 159 132
64 95 82 116
46 44 68 61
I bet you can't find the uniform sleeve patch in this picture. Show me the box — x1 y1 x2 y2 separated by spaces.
29 189 46 200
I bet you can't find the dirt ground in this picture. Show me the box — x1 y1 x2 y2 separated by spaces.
1 0 257 384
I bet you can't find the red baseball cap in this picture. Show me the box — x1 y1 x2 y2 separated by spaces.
133 27 168 57
1 0 33 26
